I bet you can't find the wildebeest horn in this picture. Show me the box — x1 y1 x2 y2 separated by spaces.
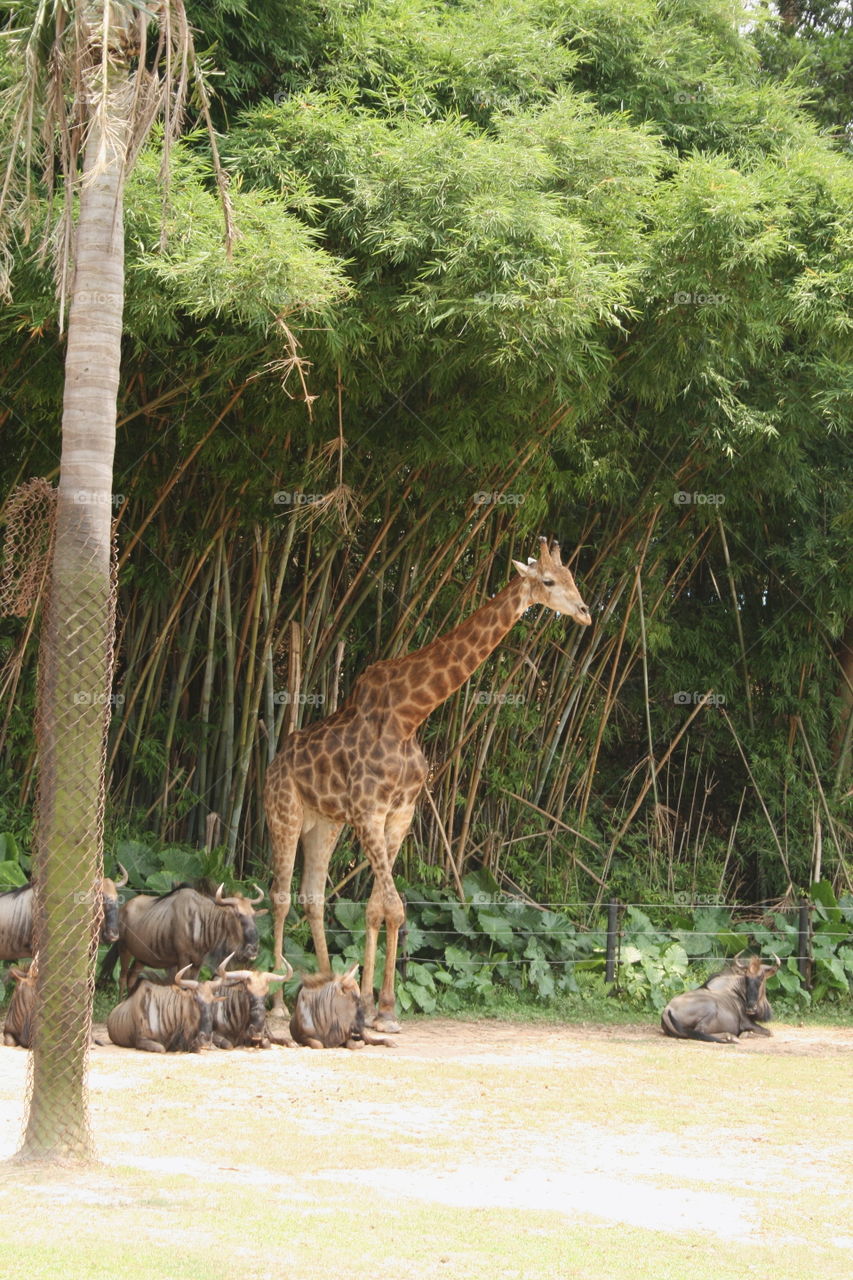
343 962 359 981
249 883 265 906
214 883 241 907
215 952 237 979
733 950 749 968
114 862 129 888
175 964 198 989
264 971 289 986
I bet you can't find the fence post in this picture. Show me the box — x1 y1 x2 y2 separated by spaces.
605 898 620 987
797 900 812 989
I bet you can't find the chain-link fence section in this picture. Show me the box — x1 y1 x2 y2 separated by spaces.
2 479 117 1162
0 477 56 617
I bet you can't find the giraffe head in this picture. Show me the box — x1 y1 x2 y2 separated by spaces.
513 538 591 626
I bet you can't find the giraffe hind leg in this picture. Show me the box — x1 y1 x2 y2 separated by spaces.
265 767 304 1014
299 813 344 974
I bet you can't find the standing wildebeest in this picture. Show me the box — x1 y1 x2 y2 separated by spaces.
107 962 229 1053
112 883 266 995
289 965 393 1049
100 864 130 945
661 953 780 1044
211 963 292 1049
0 865 128 961
3 957 38 1047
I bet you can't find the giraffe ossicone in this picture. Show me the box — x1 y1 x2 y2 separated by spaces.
264 539 591 1032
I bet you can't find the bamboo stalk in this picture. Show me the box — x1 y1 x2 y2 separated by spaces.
194 536 224 843
720 707 793 896
597 693 725 906
716 516 754 732
795 715 847 882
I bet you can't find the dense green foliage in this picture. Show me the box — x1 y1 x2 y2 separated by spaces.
2 1 851 929
77 845 853 1013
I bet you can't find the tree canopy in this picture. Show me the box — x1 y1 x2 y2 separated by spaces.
2 0 851 906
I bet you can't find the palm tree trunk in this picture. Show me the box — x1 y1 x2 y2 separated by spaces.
18 79 131 1163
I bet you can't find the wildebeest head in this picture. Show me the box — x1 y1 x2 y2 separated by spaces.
218 962 292 1046
731 951 779 1019
4 955 38 1048
213 883 266 963
173 958 231 1051
100 863 129 944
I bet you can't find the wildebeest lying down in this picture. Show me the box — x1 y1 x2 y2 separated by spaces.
107 962 230 1053
661 952 780 1044
211 964 292 1049
3 957 38 1047
289 965 393 1049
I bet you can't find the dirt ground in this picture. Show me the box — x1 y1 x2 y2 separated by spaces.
336 1014 853 1057
0 1016 851 1280
75 1010 853 1059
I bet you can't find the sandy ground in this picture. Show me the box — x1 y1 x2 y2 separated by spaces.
0 1016 850 1279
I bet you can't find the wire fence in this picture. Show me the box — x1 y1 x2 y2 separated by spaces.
316 893 828 984
1 478 118 1161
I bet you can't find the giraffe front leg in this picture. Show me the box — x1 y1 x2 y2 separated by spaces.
374 805 415 1033
362 883 405 1034
376 905 405 1034
356 819 406 1033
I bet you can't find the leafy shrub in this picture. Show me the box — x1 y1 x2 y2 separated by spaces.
97 833 853 1019
0 830 28 888
614 885 853 1013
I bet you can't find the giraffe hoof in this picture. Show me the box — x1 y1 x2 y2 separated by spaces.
370 1015 402 1035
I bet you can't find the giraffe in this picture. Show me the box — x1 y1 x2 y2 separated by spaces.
264 537 591 1032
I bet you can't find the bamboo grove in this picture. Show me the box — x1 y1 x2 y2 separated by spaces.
1 0 851 910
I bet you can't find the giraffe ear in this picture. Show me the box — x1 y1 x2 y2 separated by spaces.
513 559 535 578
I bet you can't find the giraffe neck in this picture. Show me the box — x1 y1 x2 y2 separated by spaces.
374 574 532 733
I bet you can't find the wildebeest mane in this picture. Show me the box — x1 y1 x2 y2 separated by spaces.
299 970 337 989
147 881 196 901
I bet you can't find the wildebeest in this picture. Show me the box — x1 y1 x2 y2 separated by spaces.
100 864 130 944
661 952 780 1044
3 957 38 1048
106 962 229 1053
0 865 128 961
289 965 393 1049
211 964 292 1049
107 882 267 995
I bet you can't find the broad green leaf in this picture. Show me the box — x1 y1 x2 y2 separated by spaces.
334 900 365 932
0 859 27 888
476 909 515 948
810 880 842 926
